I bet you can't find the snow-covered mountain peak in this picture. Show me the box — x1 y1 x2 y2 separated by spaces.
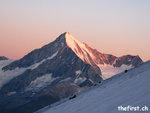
65 32 103 73
63 32 143 78
65 32 81 45
65 32 95 62
2 32 143 80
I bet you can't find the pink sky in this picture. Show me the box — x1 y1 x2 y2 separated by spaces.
0 0 150 61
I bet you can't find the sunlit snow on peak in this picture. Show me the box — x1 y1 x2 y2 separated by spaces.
65 32 96 65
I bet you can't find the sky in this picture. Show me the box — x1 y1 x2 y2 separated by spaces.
0 0 150 61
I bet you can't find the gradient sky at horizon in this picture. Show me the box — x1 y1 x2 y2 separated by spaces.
0 0 150 61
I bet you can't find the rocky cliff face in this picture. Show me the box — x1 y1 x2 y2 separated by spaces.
113 55 142 67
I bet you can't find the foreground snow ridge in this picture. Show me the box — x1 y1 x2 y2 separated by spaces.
38 61 150 113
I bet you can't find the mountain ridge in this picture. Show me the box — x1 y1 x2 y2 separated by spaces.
0 56 8 61
2 32 143 78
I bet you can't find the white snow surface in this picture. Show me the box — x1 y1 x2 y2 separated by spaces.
7 91 16 96
59 77 72 83
99 64 133 80
75 70 82 75
65 32 95 65
30 51 58 70
40 61 150 113
74 77 87 85
74 70 85 85
0 51 58 89
25 73 57 92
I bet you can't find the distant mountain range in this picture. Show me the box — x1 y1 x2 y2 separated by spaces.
0 56 8 61
0 32 143 113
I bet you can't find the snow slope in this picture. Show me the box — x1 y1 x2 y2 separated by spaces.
39 60 150 113
99 64 133 79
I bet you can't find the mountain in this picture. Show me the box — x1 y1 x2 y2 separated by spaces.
2 32 143 79
63 33 142 79
0 56 8 61
0 32 102 113
37 60 150 113
0 32 143 113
